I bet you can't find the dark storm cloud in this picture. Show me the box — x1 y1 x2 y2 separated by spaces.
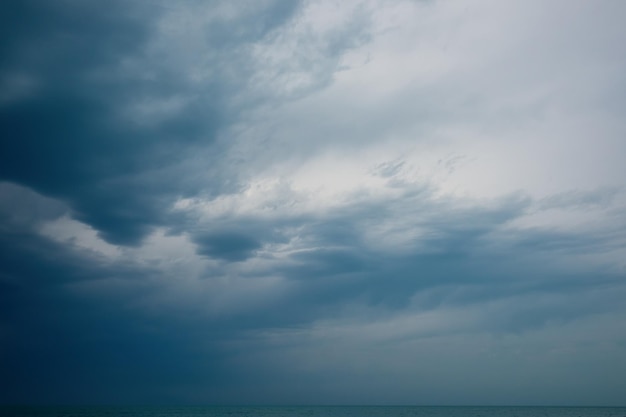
1 182 625 404
215 187 625 334
194 231 262 262
192 192 526 322
0 0 303 246
175 186 620 334
0 186 233 404
1 0 171 245
2 0 626 407
0 0 307 404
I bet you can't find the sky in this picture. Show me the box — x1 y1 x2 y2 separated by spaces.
1 0 626 407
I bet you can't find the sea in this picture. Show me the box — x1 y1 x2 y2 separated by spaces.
1 406 625 417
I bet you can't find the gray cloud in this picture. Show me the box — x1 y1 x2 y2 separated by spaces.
1 0 626 407
194 231 262 262
0 0 308 246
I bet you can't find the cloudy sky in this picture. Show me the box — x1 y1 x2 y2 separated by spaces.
1 0 626 406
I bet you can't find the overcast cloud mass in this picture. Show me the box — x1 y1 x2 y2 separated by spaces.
1 0 626 406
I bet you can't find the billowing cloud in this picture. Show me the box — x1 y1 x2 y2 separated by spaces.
1 0 626 406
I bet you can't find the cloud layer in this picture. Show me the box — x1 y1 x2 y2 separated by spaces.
1 0 626 406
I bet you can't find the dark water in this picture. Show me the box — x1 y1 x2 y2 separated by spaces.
1 406 625 417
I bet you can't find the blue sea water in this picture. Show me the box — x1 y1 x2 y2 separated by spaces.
1 406 625 417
